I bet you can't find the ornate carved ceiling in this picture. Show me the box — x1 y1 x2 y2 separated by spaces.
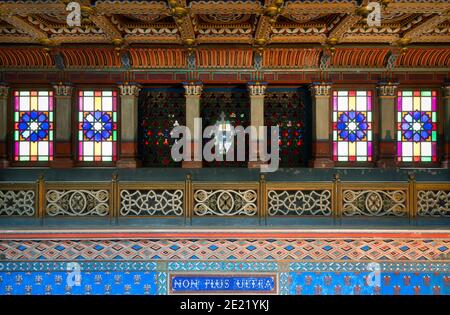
0 0 448 47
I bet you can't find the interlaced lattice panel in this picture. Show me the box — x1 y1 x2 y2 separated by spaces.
46 189 110 216
201 87 250 167
264 88 312 166
268 190 332 216
342 189 407 217
193 189 257 216
0 190 35 216
417 190 450 217
138 88 185 166
120 189 184 216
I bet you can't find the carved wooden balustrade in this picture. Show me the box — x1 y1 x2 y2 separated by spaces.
0 173 448 227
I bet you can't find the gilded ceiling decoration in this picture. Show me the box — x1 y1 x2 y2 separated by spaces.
0 0 448 69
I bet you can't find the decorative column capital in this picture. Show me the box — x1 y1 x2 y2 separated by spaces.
309 82 332 97
443 83 450 98
377 82 399 98
0 84 9 98
52 83 73 97
183 82 203 96
247 82 267 97
118 83 141 97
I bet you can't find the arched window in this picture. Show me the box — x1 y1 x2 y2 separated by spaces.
13 90 54 162
78 90 118 162
332 91 373 162
397 90 437 163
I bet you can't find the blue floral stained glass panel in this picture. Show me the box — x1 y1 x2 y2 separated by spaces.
78 90 118 162
332 91 373 162
397 90 437 162
13 90 54 161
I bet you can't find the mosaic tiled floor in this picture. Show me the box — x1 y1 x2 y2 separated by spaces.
0 231 448 295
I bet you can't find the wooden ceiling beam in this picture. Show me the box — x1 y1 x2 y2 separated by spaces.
89 14 122 41
402 14 449 42
0 14 48 41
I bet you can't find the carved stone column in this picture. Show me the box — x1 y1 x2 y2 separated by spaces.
309 82 334 168
182 82 203 168
117 83 141 168
442 84 450 168
51 83 74 168
247 82 267 168
0 84 9 168
377 82 399 168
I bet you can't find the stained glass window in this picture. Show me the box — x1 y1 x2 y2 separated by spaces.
78 90 117 162
332 91 372 162
139 88 185 166
13 90 53 161
397 90 437 162
264 88 311 166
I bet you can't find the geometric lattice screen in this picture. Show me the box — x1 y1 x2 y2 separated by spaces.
78 90 118 162
138 88 185 166
201 87 250 167
332 91 373 162
264 88 311 166
13 90 54 161
397 90 437 163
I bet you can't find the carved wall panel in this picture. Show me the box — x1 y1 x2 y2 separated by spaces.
0 190 35 216
120 189 184 216
342 189 407 217
46 189 110 216
268 189 332 216
193 189 257 216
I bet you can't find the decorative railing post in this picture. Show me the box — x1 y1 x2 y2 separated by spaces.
112 173 119 224
408 173 417 222
52 83 74 168
442 83 450 168
259 174 266 225
247 82 267 168
185 174 193 225
183 82 203 168
333 173 341 224
37 175 45 223
309 82 334 168
377 82 399 168
0 84 9 168
117 83 142 168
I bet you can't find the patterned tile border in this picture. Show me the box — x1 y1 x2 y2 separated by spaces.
0 239 448 261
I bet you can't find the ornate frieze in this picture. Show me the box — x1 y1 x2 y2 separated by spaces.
183 82 203 96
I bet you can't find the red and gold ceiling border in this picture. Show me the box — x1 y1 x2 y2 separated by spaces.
0 47 54 68
0 47 449 70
